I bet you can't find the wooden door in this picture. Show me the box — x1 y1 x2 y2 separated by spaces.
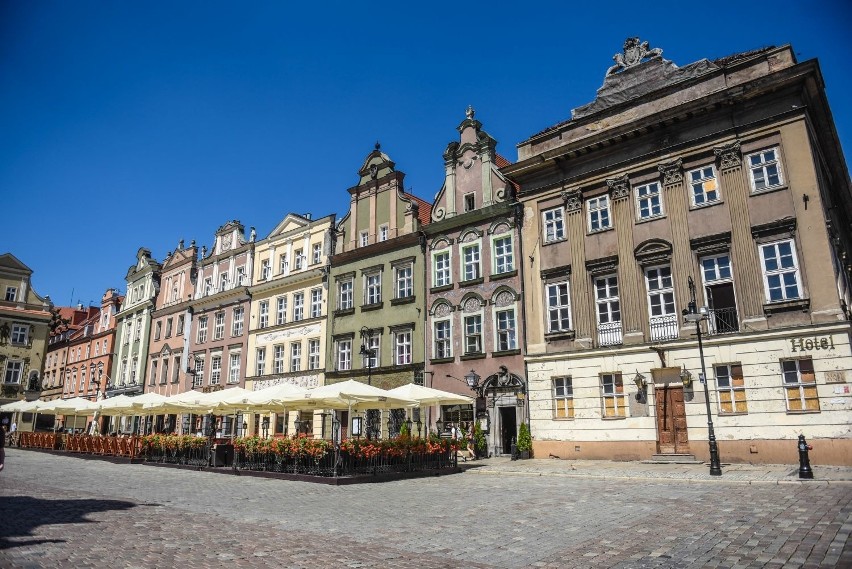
655 385 689 454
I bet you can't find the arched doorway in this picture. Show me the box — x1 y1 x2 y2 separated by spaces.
477 366 527 457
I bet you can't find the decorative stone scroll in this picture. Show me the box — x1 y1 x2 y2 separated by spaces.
606 37 664 76
714 141 742 171
494 290 516 307
606 174 631 201
657 158 684 186
433 302 453 318
561 189 582 212
462 297 483 313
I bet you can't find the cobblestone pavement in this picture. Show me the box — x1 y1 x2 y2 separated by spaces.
1 449 850 568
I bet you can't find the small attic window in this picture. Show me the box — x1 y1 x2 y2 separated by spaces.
464 193 475 212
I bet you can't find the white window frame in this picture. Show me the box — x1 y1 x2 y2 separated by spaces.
595 275 622 346
463 314 483 355
312 243 322 264
433 250 451 287
236 266 246 285
781 358 820 412
553 377 574 419
747 148 783 192
645 265 677 340
365 272 382 305
279 254 288 274
461 242 481 282
546 282 571 333
689 165 720 206
292 292 304 321
308 339 320 370
378 225 389 242
542 207 565 243
433 319 452 359
395 265 413 299
260 260 271 281
259 300 269 329
310 288 322 318
276 296 287 325
149 361 157 386
213 311 225 340
759 239 801 302
601 372 627 418
210 355 222 385
11 324 28 345
495 308 517 352
492 234 514 274
191 357 203 387
294 249 304 270
228 353 241 383
636 182 663 220
218 272 228 292
463 193 475 212
715 363 746 414
337 339 352 371
587 195 611 232
289 342 301 372
4 360 23 384
197 316 208 343
273 345 285 374
160 358 169 384
232 307 244 336
256 347 266 376
394 329 412 365
359 231 369 247
338 280 353 310
5 286 16 302
362 334 379 369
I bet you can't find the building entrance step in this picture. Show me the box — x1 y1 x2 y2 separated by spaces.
644 453 704 464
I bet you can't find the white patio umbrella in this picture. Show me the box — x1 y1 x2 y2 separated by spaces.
39 397 99 432
129 392 169 410
386 384 474 407
94 395 136 416
221 383 309 413
150 390 216 414
296 380 418 411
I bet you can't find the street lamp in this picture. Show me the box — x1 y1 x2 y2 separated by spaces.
261 416 270 438
359 326 376 386
683 275 722 476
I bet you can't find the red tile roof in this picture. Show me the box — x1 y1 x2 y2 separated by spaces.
404 193 433 226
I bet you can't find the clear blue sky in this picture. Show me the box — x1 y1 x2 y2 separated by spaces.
2 1 850 307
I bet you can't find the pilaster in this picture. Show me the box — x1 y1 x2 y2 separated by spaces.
608 176 644 343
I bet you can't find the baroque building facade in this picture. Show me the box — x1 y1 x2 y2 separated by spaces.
326 146 431 439
424 108 527 456
503 40 852 465
109 248 161 399
244 213 335 436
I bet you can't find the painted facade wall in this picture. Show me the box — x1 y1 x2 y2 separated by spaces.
503 42 852 465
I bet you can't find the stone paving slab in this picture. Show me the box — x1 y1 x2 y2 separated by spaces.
1 449 850 568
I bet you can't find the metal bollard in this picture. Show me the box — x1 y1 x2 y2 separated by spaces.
510 437 518 461
797 434 814 479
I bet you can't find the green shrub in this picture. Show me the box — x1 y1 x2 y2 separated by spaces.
516 422 532 454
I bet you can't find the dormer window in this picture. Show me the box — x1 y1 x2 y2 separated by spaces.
219 273 228 292
360 231 369 247
294 249 304 270
378 225 388 242
279 254 288 274
312 243 322 264
5 287 16 302
260 260 271 280
464 193 475 212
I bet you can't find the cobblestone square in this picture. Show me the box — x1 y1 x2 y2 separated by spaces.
1 449 850 568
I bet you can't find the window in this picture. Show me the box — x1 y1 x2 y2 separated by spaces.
11 324 28 345
293 292 304 321
748 148 783 191
310 288 323 318
312 243 322 264
308 339 320 370
120 358 128 383
759 240 801 302
290 343 301 372
71 369 77 392
595 275 622 346
463 193 475 212
260 260 271 280
362 334 379 369
689 166 719 206
464 315 482 354
210 356 222 385
196 317 208 343
228 353 240 383
645 265 677 340
782 358 820 412
378 225 388 242
213 312 225 340
701 254 738 334
193 358 204 387
395 329 412 365
161 359 169 385
294 249 304 270
587 195 611 232
601 373 626 418
337 339 352 371
236 266 246 286
134 319 141 341
493 236 514 274
150 361 158 386
273 346 285 374
433 251 451 287
177 315 184 335
232 307 244 336
636 182 663 220
5 286 16 301
256 348 266 376
259 301 269 329
219 272 228 292
434 320 451 359
395 266 413 298
553 377 574 419
496 309 517 351
338 280 353 310
546 282 572 333
279 254 288 274
165 318 173 338
360 231 369 247
365 273 381 305
715 364 746 414
542 207 565 242
204 278 213 296
172 357 180 383
130 357 138 384
276 296 287 325
94 342 100 356
462 244 481 281
4 360 22 384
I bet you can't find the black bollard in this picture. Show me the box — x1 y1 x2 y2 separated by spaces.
510 437 518 461
797 434 814 479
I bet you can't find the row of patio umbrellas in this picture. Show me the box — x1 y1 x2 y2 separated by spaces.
0 380 473 418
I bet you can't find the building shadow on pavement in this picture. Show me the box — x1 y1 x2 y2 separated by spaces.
0 496 138 550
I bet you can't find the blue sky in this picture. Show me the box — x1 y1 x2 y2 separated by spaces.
2 1 850 307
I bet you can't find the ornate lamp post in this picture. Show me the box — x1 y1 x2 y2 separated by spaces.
683 276 722 476
358 327 376 386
